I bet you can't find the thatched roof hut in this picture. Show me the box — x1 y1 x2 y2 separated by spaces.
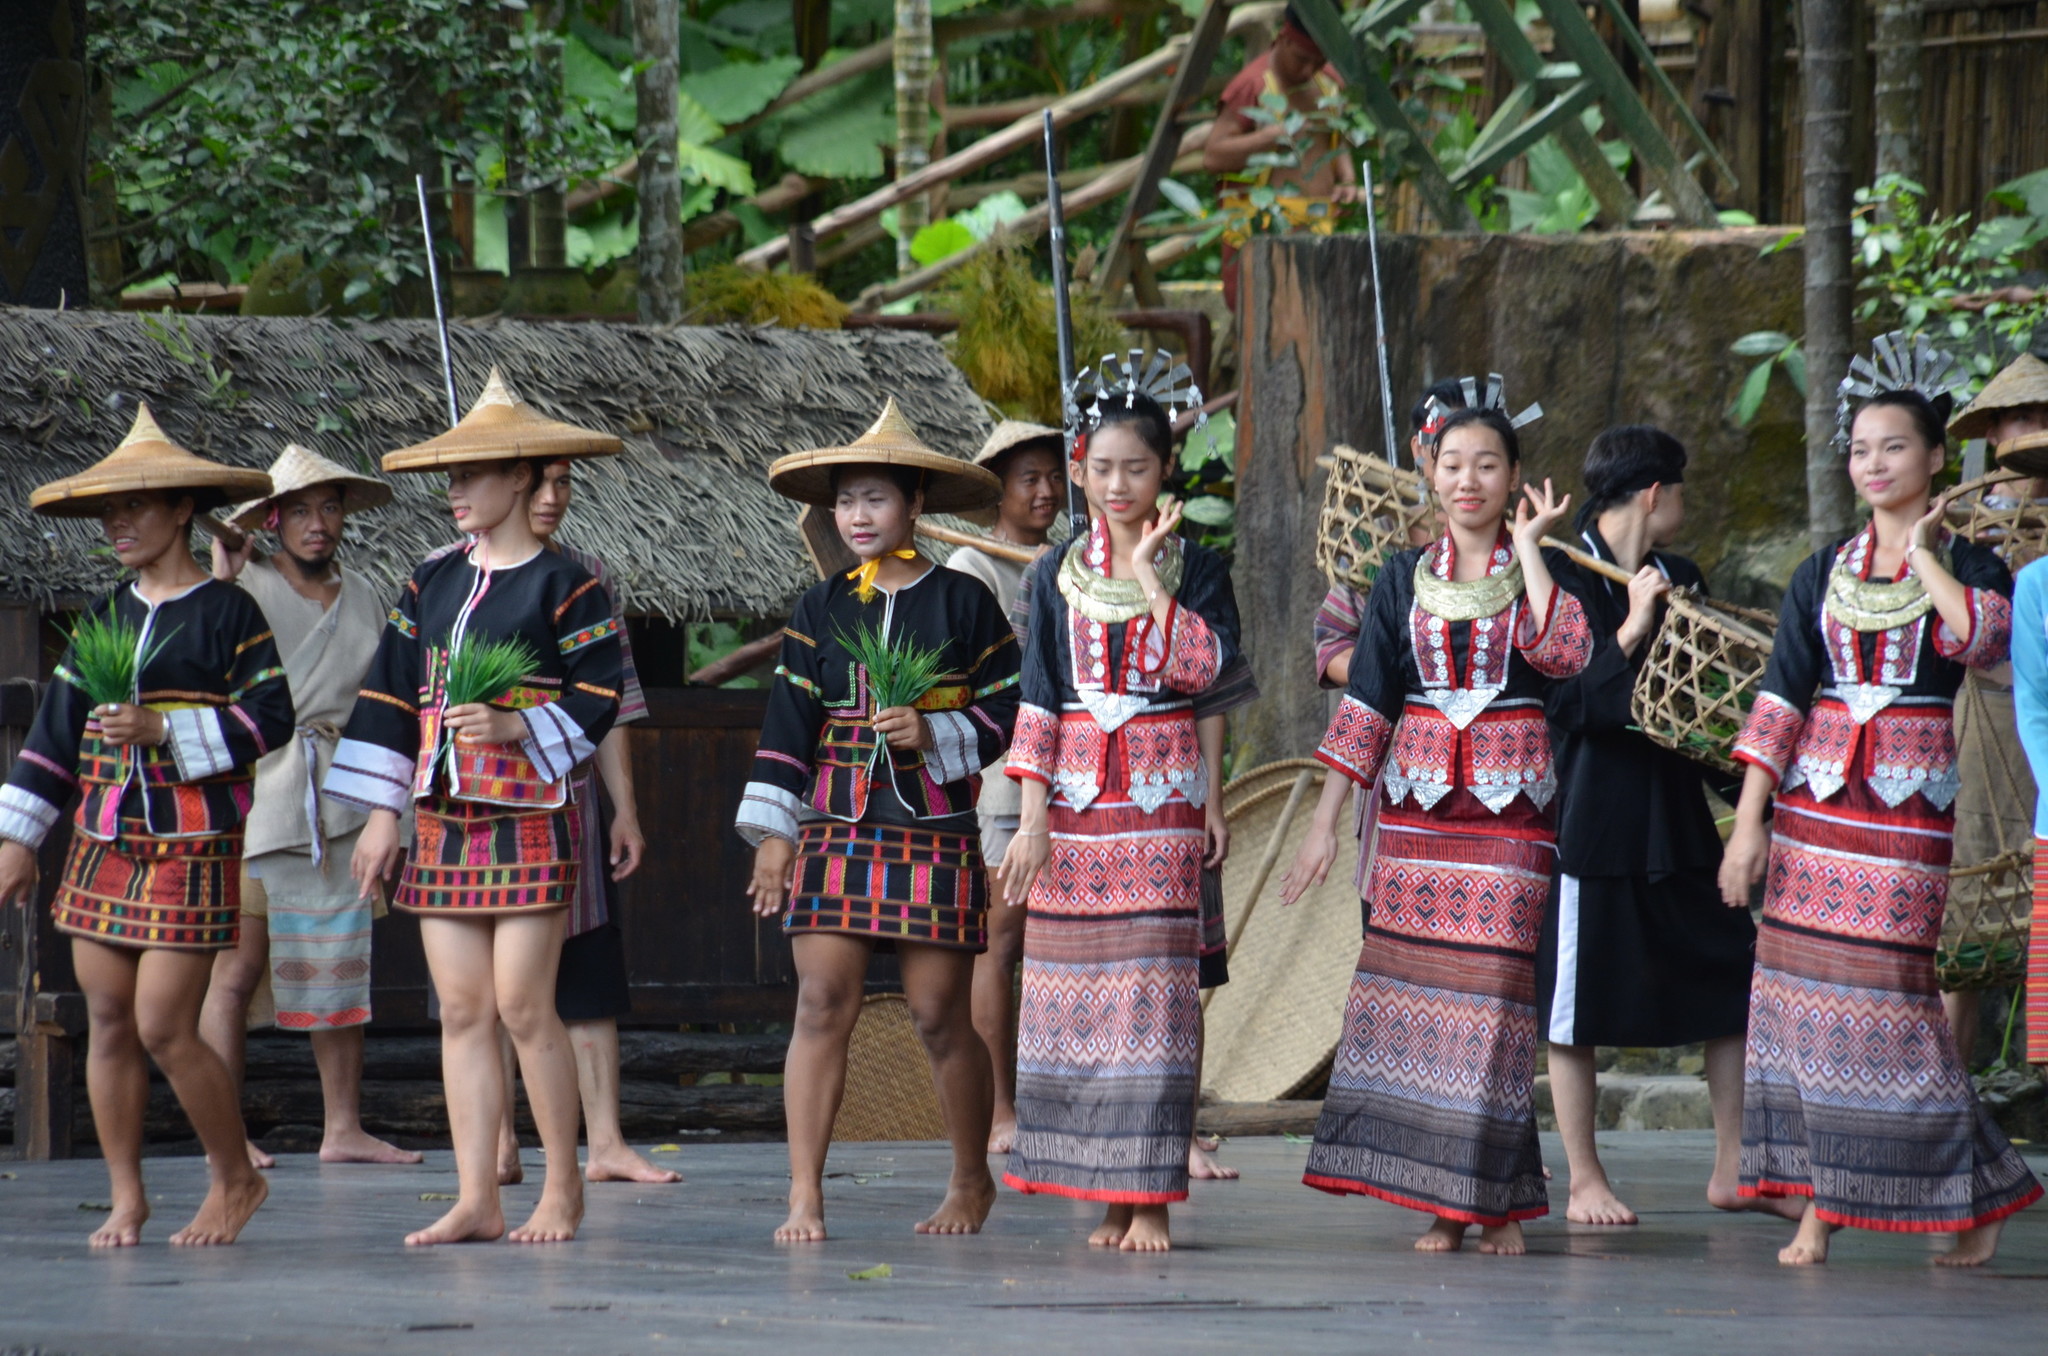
0 309 992 618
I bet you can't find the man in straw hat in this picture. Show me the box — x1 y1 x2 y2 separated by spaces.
740 398 1018 1242
326 369 624 1246
0 404 294 1246
197 443 422 1168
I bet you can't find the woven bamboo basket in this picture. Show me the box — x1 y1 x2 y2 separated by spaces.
1627 589 1778 775
1315 443 1433 591
829 994 947 1142
1937 673 2035 991
1944 470 2048 571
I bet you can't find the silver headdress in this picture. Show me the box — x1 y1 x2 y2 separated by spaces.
1419 373 1544 448
1070 348 1206 442
1833 330 1971 450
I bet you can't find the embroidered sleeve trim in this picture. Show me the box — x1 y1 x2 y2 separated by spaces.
553 575 603 623
165 707 235 781
1732 690 1805 782
777 665 823 698
233 629 276 655
1315 694 1394 787
734 781 802 845
1514 587 1594 677
357 688 418 716
973 671 1021 700
923 710 980 783
322 739 416 814
230 666 287 701
0 783 60 849
386 608 418 638
559 616 620 655
1934 588 2012 668
1006 703 1058 784
1161 605 1221 691
784 627 818 648
519 703 595 783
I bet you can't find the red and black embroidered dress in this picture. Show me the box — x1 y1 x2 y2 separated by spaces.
1002 524 1238 1204
1304 530 1591 1225
325 543 622 914
0 579 294 951
733 562 1020 951
1731 523 2041 1230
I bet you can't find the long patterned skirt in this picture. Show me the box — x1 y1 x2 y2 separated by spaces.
1304 790 1552 1226
1005 793 1205 1204
1740 766 2042 1231
396 796 580 914
786 821 987 952
53 820 243 952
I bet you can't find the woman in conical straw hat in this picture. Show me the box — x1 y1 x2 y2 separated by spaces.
0 404 294 1247
737 398 1018 1243
324 369 624 1246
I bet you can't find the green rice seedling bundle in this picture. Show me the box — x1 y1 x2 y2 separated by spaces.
837 620 947 711
63 613 178 709
443 635 541 709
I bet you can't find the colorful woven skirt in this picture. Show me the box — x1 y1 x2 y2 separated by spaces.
254 833 374 1029
1304 790 1552 1226
53 821 242 952
786 821 986 951
396 796 580 915
1740 766 2041 1231
1005 792 1205 1205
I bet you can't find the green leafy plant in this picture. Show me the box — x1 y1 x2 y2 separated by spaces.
836 620 947 711
64 614 179 709
443 636 541 709
1726 330 1808 427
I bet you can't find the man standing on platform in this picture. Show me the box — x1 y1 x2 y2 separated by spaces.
200 445 421 1166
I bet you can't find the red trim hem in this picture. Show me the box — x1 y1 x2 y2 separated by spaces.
1001 1172 1186 1205
1005 765 1051 786
1301 1173 1548 1226
1313 747 1370 788
1741 1180 2044 1233
1730 747 1784 784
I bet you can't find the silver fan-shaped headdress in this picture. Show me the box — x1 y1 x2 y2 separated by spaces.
1833 330 1972 450
1419 373 1544 448
1069 348 1206 442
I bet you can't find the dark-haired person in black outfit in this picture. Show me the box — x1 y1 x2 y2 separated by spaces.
1538 426 1757 1226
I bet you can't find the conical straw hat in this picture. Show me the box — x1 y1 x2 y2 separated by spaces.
1951 353 2048 441
973 419 1063 468
226 442 395 530
29 403 273 518
767 398 1000 514
1995 428 2048 478
382 366 622 472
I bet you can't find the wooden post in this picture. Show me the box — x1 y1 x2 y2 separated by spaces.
1800 0 1857 544
894 0 935 277
1872 0 1923 181
634 0 686 323
787 222 817 275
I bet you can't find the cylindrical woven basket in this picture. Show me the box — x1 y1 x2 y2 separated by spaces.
1629 589 1778 774
1315 444 1432 591
1938 672 2035 991
1945 470 2048 571
829 994 947 1142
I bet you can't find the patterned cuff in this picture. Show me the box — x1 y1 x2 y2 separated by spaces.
923 710 980 784
735 781 801 845
1162 606 1221 693
1934 588 2013 668
323 738 416 815
1731 691 1804 784
1315 694 1394 787
165 706 235 781
0 783 60 850
1514 588 1594 677
519 703 596 783
1006 703 1058 785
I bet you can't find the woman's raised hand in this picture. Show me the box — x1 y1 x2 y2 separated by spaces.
1511 478 1572 549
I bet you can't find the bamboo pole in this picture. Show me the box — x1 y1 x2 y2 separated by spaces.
915 521 1041 564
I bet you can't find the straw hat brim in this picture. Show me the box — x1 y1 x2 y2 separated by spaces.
31 462 273 518
974 420 1064 469
1995 428 2048 478
226 443 394 529
767 446 1001 514
383 425 622 472
1950 353 2048 441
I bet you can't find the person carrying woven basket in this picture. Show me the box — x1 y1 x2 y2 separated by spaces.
1718 332 2042 1267
325 370 624 1247
1537 426 1757 1228
1942 354 2048 1062
1279 405 1589 1257
0 406 294 1247
737 400 1020 1244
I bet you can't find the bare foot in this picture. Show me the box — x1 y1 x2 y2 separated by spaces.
320 1128 424 1165
244 1140 275 1171
1476 1221 1526 1255
1414 1216 1465 1252
404 1198 506 1247
1565 1178 1637 1226
169 1170 269 1246
914 1169 997 1235
584 1143 683 1184
1936 1218 2006 1267
1189 1142 1239 1181
508 1191 583 1244
1118 1204 1171 1252
1706 1173 1806 1221
987 1119 1017 1154
775 1194 828 1244
1777 1202 1835 1266
88 1197 149 1248
497 1143 524 1186
1089 1204 1133 1247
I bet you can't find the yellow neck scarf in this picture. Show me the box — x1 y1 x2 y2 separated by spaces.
847 549 918 603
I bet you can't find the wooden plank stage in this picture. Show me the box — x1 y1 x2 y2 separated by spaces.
1 1133 2043 1354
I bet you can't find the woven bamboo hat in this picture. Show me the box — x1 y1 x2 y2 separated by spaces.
973 419 1063 469
226 442 394 530
29 403 273 518
767 398 1000 514
1951 353 2048 442
1997 428 2048 478
382 366 622 473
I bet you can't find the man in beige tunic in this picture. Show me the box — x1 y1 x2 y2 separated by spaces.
199 444 420 1164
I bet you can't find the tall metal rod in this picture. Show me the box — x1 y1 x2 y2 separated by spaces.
1360 158 1399 466
416 173 461 428
1042 111 1085 536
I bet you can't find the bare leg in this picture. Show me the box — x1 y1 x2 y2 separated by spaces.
1702 1035 1797 1219
74 940 151 1247
1549 1044 1634 1224
311 1026 421 1163
495 1026 522 1185
1938 1217 2009 1267
1186 1019 1236 1181
901 943 998 1236
128 947 269 1245
778 934 871 1242
1119 1203 1171 1252
407 917 507 1246
1942 990 1982 1071
570 1018 681 1183
1414 1216 1466 1252
493 911 583 1242
197 913 272 1170
1090 1204 1133 1247
971 868 1024 1153
1777 1198 1835 1265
